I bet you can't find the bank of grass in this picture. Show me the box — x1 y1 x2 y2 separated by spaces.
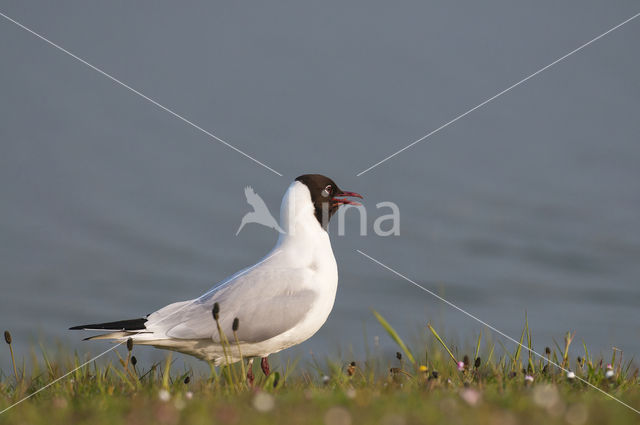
1 312 639 425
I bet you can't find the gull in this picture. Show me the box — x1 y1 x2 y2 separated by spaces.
70 174 362 380
235 186 284 235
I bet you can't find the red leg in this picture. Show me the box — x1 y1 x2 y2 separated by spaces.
261 357 270 376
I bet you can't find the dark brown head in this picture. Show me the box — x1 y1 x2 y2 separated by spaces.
295 174 363 228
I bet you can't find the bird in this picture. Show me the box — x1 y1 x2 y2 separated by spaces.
235 186 284 235
70 174 362 381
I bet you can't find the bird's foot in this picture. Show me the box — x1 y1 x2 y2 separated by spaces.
261 357 270 376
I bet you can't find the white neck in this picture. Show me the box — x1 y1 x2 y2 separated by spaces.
277 181 323 240
272 181 335 267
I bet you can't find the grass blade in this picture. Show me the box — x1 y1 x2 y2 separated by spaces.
372 310 415 364
427 323 457 365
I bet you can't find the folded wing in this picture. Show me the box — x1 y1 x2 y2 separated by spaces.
145 265 317 344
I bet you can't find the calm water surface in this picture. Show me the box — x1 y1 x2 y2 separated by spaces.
1 1 639 369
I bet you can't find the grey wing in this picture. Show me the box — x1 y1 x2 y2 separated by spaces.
146 267 317 343
224 288 316 342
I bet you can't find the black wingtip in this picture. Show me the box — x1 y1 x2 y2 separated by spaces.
69 317 148 332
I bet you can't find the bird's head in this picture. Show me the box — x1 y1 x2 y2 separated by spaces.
295 174 363 228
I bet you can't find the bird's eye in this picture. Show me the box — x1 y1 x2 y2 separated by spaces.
321 185 332 198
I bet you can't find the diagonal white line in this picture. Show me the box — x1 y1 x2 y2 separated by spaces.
0 250 281 415
0 10 283 177
356 11 640 177
356 249 640 415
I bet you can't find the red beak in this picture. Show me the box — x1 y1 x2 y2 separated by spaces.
331 191 363 207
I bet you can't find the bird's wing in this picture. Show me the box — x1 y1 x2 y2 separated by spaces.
145 265 317 343
244 186 271 213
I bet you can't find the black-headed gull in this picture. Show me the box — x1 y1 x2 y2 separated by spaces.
70 174 362 379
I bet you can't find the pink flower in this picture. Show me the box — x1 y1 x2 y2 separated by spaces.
460 388 481 406
457 361 465 371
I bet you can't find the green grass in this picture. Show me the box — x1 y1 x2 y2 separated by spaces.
1 313 639 425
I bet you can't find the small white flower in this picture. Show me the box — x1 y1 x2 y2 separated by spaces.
158 389 171 402
566 371 576 379
525 375 534 383
322 375 330 385
185 391 193 400
252 392 275 412
532 384 559 409
605 370 614 379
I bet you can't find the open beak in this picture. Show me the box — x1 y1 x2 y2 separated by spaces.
331 190 363 207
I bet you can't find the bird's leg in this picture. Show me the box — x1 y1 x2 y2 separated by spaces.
246 358 255 385
261 357 270 376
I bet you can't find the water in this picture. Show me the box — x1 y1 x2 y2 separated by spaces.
1 1 639 370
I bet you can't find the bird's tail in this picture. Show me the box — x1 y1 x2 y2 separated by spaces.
82 331 146 341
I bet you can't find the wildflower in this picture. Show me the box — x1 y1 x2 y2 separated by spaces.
457 361 465 371
567 371 576 379
174 398 186 410
324 406 352 425
419 365 428 373
347 361 356 377
459 388 481 406
252 392 275 412
185 391 193 400
533 384 559 409
345 388 356 399
605 363 614 378
322 375 330 385
525 375 534 383
158 389 171 402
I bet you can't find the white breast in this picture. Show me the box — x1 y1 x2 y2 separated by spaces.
240 181 338 355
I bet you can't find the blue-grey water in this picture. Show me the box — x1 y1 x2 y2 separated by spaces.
1 1 639 371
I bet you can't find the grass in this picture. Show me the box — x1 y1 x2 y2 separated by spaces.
1 312 639 425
